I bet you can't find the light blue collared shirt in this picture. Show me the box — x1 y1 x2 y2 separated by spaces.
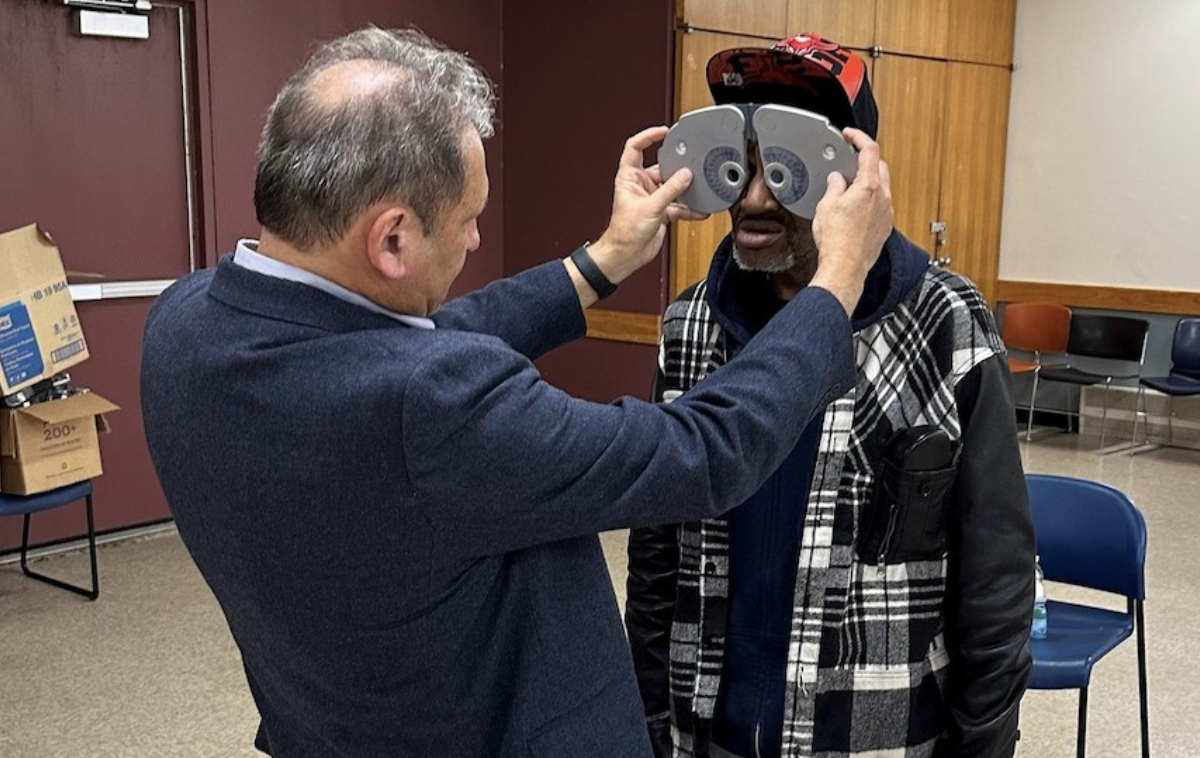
231 239 435 330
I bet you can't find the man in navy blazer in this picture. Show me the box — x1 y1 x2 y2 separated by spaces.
140 26 893 758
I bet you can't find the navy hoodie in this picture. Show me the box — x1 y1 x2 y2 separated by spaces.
708 231 931 758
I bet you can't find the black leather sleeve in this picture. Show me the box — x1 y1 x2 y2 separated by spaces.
941 354 1035 758
624 367 683 758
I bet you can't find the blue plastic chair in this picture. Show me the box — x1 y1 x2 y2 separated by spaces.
0 480 98 600
1025 474 1148 758
1131 317 1200 454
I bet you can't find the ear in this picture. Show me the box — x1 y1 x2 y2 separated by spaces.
365 205 417 281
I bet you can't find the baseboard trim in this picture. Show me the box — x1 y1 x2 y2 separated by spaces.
0 519 177 566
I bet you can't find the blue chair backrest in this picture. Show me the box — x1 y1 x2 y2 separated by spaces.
1025 474 1146 600
1171 317 1200 380
1066 314 1149 363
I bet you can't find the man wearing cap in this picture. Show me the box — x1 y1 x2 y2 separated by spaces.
626 34 1034 758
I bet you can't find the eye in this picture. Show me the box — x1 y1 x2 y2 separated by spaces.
701 146 748 203
759 146 810 205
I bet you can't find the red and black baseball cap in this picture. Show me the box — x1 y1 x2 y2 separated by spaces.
707 33 879 139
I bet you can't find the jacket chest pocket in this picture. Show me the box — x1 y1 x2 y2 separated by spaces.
856 451 959 567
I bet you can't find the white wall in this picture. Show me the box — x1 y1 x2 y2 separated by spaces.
1000 0 1200 290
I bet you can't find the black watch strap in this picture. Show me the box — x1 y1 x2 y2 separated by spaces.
570 245 618 300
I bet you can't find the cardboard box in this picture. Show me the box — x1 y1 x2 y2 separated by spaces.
0 224 90 397
1 392 118 495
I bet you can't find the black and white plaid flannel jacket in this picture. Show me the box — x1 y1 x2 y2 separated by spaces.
661 265 1006 758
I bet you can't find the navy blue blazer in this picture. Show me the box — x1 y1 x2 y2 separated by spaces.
140 255 854 758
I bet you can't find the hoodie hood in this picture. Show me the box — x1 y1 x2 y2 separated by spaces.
705 229 930 346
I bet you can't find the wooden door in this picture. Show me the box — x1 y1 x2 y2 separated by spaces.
785 0 876 50
948 0 1016 66
871 55 946 255
669 30 765 297
678 0 787 39
876 0 949 58
938 63 1012 305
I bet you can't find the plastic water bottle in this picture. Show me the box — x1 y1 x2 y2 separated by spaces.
1031 558 1048 640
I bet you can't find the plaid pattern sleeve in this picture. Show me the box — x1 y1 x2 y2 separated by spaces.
665 266 1009 758
659 281 731 728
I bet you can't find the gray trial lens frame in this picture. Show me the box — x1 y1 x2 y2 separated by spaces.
659 103 858 219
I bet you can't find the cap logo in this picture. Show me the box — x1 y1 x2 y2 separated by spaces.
774 36 861 100
722 72 745 87
802 48 846 77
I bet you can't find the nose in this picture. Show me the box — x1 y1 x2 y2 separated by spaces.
738 161 781 215
466 221 481 253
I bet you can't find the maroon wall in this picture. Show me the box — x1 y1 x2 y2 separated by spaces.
501 0 675 400
537 341 659 403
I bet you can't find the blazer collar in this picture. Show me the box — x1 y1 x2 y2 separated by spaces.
206 254 408 334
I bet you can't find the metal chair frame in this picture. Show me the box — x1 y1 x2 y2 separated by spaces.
0 481 99 600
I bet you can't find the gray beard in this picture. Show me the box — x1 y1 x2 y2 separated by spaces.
732 245 802 273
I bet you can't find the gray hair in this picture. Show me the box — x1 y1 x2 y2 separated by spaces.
254 27 495 249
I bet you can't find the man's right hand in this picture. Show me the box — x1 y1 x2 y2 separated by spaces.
809 128 894 316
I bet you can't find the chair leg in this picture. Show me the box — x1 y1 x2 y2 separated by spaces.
1166 396 1175 448
19 494 100 601
1130 387 1153 455
1068 384 1083 434
1026 370 1040 442
1099 379 1112 449
1077 686 1089 758
1135 600 1150 758
85 494 99 599
1132 386 1146 445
